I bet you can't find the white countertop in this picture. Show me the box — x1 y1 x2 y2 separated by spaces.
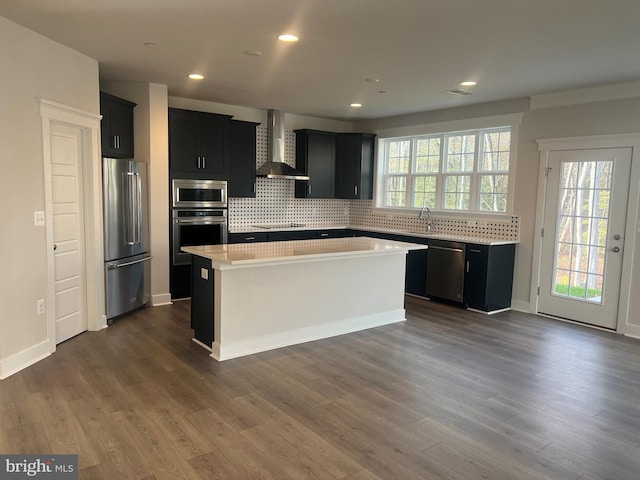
355 227 518 245
182 236 427 269
230 225 518 245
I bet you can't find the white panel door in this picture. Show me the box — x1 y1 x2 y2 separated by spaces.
50 123 87 343
538 148 631 329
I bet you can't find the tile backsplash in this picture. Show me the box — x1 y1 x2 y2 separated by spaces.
229 126 351 229
228 126 520 241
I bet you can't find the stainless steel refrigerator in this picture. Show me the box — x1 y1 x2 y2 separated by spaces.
103 157 151 321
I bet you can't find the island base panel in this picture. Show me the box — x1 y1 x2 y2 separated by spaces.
208 252 407 360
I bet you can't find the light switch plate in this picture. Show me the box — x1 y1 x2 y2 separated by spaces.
34 211 45 226
201 268 209 280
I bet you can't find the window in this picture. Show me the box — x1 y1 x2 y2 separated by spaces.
378 125 514 213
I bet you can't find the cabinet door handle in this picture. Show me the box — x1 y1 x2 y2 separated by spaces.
354 185 358 196
117 135 120 149
308 184 312 195
202 156 206 169
245 236 255 240
320 233 329 237
466 260 470 273
252 183 256 193
469 248 481 253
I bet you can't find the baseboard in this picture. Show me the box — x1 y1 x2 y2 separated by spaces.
510 299 531 313
624 324 640 339
152 293 172 307
0 340 53 380
90 314 108 331
210 309 406 361
467 307 511 315
192 338 213 352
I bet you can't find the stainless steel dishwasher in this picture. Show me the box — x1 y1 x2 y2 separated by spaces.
426 239 466 302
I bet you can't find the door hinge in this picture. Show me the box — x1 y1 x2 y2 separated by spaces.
541 228 544 238
544 167 552 178
537 286 540 295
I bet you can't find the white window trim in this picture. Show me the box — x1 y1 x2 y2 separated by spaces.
373 113 522 216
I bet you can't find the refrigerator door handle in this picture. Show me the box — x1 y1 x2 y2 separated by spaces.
108 256 152 270
125 171 142 245
135 171 142 244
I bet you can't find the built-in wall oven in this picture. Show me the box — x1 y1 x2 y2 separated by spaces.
172 209 228 265
171 179 228 267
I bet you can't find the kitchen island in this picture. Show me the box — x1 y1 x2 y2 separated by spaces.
182 237 427 361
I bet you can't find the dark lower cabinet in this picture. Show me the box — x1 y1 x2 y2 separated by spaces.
464 243 516 312
228 232 269 243
170 264 191 300
228 229 350 243
191 255 214 347
268 230 317 241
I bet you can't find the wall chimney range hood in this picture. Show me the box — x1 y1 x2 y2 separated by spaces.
256 109 309 180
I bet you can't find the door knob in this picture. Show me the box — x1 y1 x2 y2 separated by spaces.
53 244 57 251
613 234 621 240
611 246 620 252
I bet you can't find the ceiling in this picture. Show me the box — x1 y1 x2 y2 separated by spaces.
2 0 640 121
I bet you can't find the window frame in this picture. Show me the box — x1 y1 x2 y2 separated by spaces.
373 113 522 216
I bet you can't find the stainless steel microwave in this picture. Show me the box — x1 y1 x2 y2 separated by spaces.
172 179 227 209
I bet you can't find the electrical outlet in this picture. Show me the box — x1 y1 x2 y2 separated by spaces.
34 211 45 226
200 268 209 280
36 299 45 315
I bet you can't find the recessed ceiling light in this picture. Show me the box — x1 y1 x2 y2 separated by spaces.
378 90 388 94
350 103 363 108
365 77 380 83
460 81 477 86
278 34 299 42
244 50 263 56
188 73 204 80
143 42 156 47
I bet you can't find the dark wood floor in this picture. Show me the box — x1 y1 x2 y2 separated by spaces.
2 297 640 479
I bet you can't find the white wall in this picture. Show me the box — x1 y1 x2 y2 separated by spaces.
0 16 99 371
513 97 640 309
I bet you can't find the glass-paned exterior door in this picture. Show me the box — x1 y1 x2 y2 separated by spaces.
538 148 630 329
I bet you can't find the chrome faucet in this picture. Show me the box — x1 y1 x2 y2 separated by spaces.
419 205 432 232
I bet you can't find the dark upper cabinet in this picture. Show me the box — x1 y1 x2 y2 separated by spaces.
169 108 231 178
336 133 376 199
100 92 136 158
294 130 336 198
228 120 259 197
464 243 516 312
